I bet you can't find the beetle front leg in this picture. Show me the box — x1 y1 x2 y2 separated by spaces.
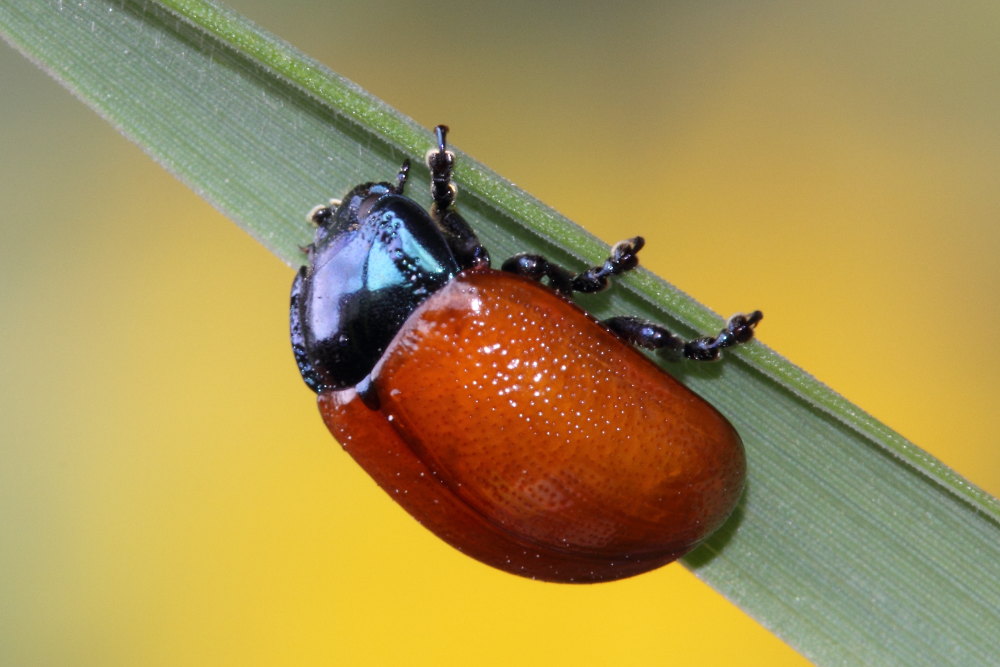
426 125 490 269
502 237 645 296
427 124 457 213
604 311 763 361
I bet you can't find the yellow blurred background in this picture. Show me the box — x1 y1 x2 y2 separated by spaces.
2 1 998 665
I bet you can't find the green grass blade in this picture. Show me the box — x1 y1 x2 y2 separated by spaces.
2 1 998 664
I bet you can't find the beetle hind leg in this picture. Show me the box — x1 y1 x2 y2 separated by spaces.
604 311 763 362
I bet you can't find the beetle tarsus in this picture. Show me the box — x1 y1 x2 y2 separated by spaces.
681 311 763 361
424 126 490 269
571 236 644 293
604 310 763 362
428 124 456 212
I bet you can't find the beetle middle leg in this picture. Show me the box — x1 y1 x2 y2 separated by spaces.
604 311 763 361
502 236 645 296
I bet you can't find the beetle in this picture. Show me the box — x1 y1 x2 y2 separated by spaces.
291 126 762 582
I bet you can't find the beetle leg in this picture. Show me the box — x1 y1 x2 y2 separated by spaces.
427 124 457 212
682 310 764 360
435 209 491 270
500 253 576 294
570 236 644 293
501 237 645 296
603 311 763 361
426 125 490 270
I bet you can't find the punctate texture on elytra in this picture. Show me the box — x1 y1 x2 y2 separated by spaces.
318 269 746 583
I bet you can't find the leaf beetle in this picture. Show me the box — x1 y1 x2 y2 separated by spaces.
291 126 762 582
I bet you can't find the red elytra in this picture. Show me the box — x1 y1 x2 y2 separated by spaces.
317 268 746 583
